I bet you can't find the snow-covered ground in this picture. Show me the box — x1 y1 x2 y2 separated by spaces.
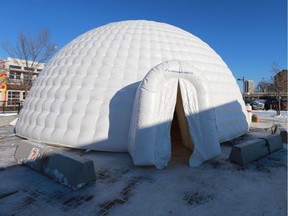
252 110 287 130
252 110 287 121
0 113 18 116
0 112 287 216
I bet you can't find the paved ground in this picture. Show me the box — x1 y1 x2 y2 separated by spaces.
0 113 287 216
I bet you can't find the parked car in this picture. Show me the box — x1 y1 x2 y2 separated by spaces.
282 98 288 110
258 99 266 104
244 99 264 110
264 98 288 110
250 100 264 110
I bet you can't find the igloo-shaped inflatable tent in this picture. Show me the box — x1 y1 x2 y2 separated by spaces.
16 20 249 168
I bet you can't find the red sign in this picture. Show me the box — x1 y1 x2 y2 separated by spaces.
28 148 40 160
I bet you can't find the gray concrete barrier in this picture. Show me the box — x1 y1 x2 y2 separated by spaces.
229 134 283 166
274 126 287 144
14 140 96 190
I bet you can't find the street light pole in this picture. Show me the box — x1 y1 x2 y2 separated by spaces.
237 76 245 101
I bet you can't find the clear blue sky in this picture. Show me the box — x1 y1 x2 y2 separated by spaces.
0 0 287 89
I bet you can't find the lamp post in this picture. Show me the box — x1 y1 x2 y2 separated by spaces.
237 76 245 101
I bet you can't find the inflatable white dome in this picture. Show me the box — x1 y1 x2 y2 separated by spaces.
16 20 249 168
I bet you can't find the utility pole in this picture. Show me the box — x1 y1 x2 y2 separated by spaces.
237 76 245 101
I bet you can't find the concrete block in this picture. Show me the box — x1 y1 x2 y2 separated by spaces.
264 134 283 152
229 134 283 166
14 140 96 190
274 127 287 143
44 152 96 190
14 140 51 171
229 139 268 166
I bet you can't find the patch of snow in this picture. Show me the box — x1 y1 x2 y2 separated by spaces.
9 118 18 126
252 110 287 129
0 113 18 116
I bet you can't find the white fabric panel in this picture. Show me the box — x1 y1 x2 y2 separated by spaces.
128 61 221 168
16 20 249 166
178 79 220 167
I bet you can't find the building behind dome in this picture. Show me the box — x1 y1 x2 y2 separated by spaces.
15 20 249 168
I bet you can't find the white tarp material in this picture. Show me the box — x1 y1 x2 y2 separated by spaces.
15 20 249 168
128 61 220 168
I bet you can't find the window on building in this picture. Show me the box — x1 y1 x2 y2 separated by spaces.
9 71 21 79
23 91 26 100
9 65 21 70
24 67 34 71
23 74 33 85
9 72 15 79
16 72 21 79
7 91 20 105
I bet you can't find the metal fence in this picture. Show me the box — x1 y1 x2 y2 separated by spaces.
0 100 23 114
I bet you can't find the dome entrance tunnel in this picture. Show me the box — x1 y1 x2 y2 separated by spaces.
128 60 220 169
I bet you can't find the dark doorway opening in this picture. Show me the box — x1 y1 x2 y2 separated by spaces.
170 84 193 166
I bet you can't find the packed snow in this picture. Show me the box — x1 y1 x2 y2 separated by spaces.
0 110 286 215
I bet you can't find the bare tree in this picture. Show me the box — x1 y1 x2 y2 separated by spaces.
255 79 271 92
267 63 287 115
3 29 57 68
2 29 57 94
